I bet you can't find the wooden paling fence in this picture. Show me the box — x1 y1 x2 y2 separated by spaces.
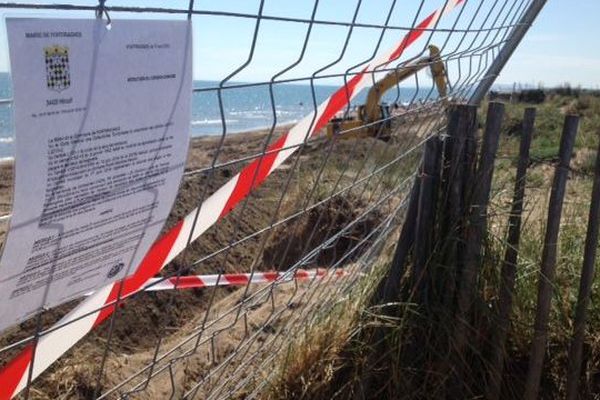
377 101 600 398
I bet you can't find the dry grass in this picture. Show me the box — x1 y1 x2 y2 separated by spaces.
264 93 600 399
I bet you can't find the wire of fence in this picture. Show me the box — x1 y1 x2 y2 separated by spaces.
0 0 546 398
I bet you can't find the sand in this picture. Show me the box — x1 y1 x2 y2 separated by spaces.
0 112 431 398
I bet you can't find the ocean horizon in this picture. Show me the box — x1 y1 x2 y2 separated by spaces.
0 73 441 160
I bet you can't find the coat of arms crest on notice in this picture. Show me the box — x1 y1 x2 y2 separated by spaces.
44 45 70 92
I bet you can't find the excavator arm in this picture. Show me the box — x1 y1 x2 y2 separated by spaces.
327 45 448 140
364 45 448 126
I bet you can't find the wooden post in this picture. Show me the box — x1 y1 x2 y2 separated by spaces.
412 137 440 302
376 173 421 304
486 107 536 400
366 142 435 393
524 115 579 400
440 105 478 309
565 135 600 400
451 102 505 390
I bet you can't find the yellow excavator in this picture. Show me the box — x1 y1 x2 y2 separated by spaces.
326 45 448 140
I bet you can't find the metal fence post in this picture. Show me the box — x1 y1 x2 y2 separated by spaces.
524 115 580 400
469 0 548 105
486 107 536 400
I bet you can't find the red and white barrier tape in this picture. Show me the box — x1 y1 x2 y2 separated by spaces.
80 269 346 296
142 268 346 292
0 2 464 397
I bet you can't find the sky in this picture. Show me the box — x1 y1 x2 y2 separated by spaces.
497 0 600 88
0 0 596 88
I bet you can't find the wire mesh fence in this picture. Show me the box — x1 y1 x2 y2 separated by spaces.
0 0 545 398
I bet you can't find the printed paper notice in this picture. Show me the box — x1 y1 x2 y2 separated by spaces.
0 18 192 332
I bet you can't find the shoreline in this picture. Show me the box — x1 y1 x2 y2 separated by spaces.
0 122 297 167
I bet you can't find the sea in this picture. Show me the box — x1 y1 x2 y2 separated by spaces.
0 73 436 160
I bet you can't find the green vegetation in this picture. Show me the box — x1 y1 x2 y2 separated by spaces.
264 92 600 399
498 91 600 162
483 92 600 396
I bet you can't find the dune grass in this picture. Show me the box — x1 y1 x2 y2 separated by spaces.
263 92 600 399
